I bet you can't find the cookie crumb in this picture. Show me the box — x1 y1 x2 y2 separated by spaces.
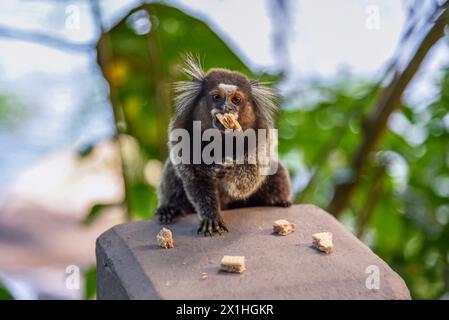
312 232 333 254
273 219 296 236
220 255 246 273
156 227 174 249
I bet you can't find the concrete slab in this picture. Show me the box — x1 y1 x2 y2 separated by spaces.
96 205 411 300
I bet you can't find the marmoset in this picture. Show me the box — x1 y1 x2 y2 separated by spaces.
156 55 292 236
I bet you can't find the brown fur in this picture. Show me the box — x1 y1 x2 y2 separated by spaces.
156 56 292 236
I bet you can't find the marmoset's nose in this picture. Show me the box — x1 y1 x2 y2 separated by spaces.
224 103 237 114
222 102 230 112
221 96 237 113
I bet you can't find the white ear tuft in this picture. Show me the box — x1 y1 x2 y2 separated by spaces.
182 53 205 81
171 54 205 118
172 80 202 116
250 81 278 126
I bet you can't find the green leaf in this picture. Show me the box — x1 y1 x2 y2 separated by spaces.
0 284 13 300
83 203 121 225
84 267 96 300
128 183 158 220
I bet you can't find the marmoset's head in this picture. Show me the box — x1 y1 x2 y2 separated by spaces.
171 55 278 132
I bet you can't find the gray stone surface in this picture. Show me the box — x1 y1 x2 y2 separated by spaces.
96 205 411 300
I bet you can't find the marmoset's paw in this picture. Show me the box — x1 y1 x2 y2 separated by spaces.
275 200 292 208
156 205 180 224
197 216 228 236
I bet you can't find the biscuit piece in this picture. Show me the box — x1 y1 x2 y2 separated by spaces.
220 255 246 273
312 232 333 254
216 113 242 130
156 227 174 249
273 219 296 236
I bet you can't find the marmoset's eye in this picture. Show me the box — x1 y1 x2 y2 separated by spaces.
232 96 241 104
213 94 221 101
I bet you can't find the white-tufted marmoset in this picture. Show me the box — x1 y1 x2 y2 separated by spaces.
156 55 292 236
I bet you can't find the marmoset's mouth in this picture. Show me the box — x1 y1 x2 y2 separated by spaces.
211 110 242 131
211 109 226 131
212 117 226 131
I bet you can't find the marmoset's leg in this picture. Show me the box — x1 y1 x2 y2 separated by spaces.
175 164 228 236
155 160 194 224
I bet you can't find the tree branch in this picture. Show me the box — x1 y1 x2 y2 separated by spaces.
328 2 449 217
92 0 132 221
0 24 95 52
355 164 386 238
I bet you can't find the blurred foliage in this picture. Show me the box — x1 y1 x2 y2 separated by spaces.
84 267 97 300
0 94 25 129
83 203 120 225
0 284 13 300
89 2 449 299
380 70 449 299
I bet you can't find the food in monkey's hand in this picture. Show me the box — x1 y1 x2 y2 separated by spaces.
220 255 246 273
215 113 242 131
312 232 333 254
156 227 174 249
273 219 296 236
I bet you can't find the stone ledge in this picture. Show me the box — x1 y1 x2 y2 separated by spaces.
96 204 411 300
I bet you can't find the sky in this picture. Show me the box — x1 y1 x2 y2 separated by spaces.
0 0 412 79
0 0 448 190
168 0 406 77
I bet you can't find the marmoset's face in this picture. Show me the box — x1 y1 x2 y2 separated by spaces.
193 70 257 131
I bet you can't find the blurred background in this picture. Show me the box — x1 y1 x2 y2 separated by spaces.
0 0 448 300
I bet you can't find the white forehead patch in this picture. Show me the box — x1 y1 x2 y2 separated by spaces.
219 83 238 93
